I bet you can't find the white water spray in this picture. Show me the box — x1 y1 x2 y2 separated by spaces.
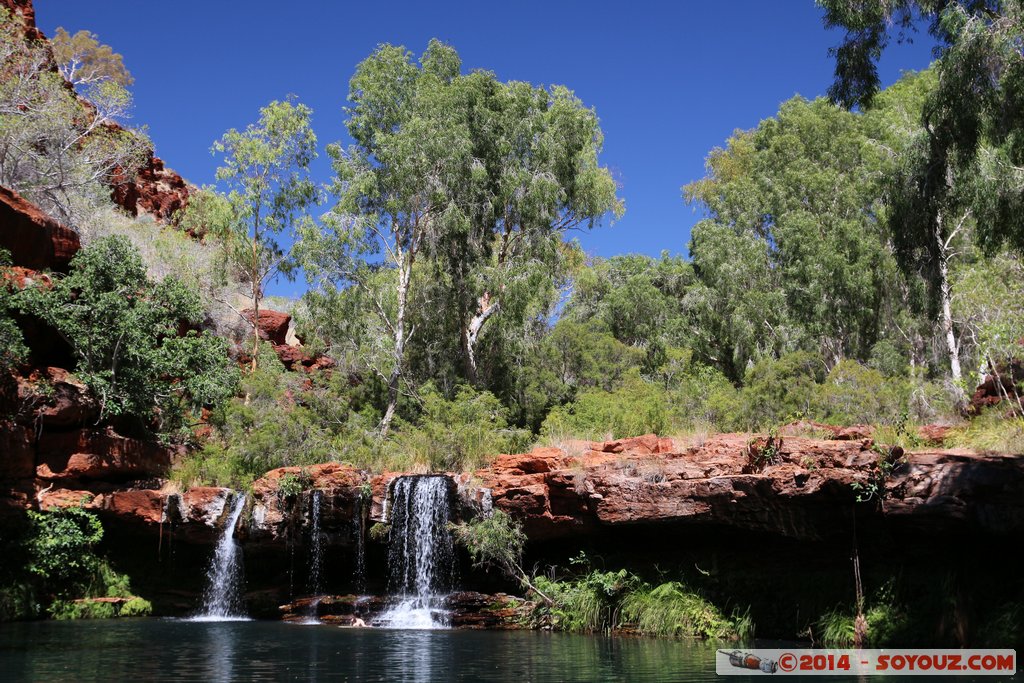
377 476 455 629
194 493 249 621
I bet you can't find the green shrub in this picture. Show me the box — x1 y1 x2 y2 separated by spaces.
540 373 669 441
814 580 907 647
738 352 824 430
905 372 957 423
531 563 744 640
50 599 116 620
670 365 742 433
453 510 526 580
25 508 103 590
18 508 151 617
534 568 636 633
815 608 857 647
0 248 28 372
49 595 151 620
621 581 738 639
390 383 532 472
818 360 908 425
15 236 237 434
0 582 39 621
120 597 153 617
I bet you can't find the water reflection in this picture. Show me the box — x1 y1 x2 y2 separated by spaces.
0 620 723 682
206 624 234 683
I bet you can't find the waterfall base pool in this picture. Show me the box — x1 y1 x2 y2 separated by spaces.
6 620 1009 682
0 619 727 682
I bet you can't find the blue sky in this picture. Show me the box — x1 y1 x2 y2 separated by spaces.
37 1 934 297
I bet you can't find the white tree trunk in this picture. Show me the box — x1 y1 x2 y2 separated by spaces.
462 292 500 383
378 258 410 438
935 214 962 383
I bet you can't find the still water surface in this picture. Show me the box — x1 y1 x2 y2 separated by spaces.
2 620 716 682
1 620 1019 682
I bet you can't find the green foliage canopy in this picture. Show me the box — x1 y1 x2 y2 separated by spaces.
17 236 237 432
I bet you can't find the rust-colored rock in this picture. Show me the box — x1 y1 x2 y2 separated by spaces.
969 359 1024 415
0 422 35 479
242 309 291 345
35 427 181 481
918 424 953 446
37 486 96 511
0 0 44 41
17 367 98 428
594 433 673 454
248 463 366 543
778 420 873 440
173 487 233 526
90 489 167 525
1 266 52 291
277 592 528 629
0 186 80 272
470 433 1024 541
110 156 190 224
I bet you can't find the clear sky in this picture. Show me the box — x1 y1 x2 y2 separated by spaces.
36 1 934 297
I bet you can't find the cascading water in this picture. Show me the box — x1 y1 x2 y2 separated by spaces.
194 493 249 621
304 490 325 621
377 476 455 629
353 494 367 594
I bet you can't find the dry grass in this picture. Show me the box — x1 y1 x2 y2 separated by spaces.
947 411 1024 454
77 204 253 341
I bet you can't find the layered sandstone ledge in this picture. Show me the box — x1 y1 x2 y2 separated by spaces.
10 432 1019 548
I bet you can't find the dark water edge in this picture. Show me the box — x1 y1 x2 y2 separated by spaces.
0 619 1019 682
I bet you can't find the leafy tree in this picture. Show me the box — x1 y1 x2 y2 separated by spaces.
0 11 149 225
564 253 695 373
17 236 237 432
210 98 318 371
300 41 468 435
302 39 620 435
685 97 904 376
25 507 103 590
953 253 1024 413
449 71 622 383
51 27 133 88
822 1 1024 388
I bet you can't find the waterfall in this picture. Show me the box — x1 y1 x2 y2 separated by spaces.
194 493 249 621
353 494 366 594
304 490 325 621
377 476 455 629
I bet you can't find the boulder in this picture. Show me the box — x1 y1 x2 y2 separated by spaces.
918 423 953 446
969 359 1024 415
110 156 190 223
242 309 291 345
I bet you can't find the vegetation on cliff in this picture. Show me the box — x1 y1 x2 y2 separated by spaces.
1 2 1023 643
